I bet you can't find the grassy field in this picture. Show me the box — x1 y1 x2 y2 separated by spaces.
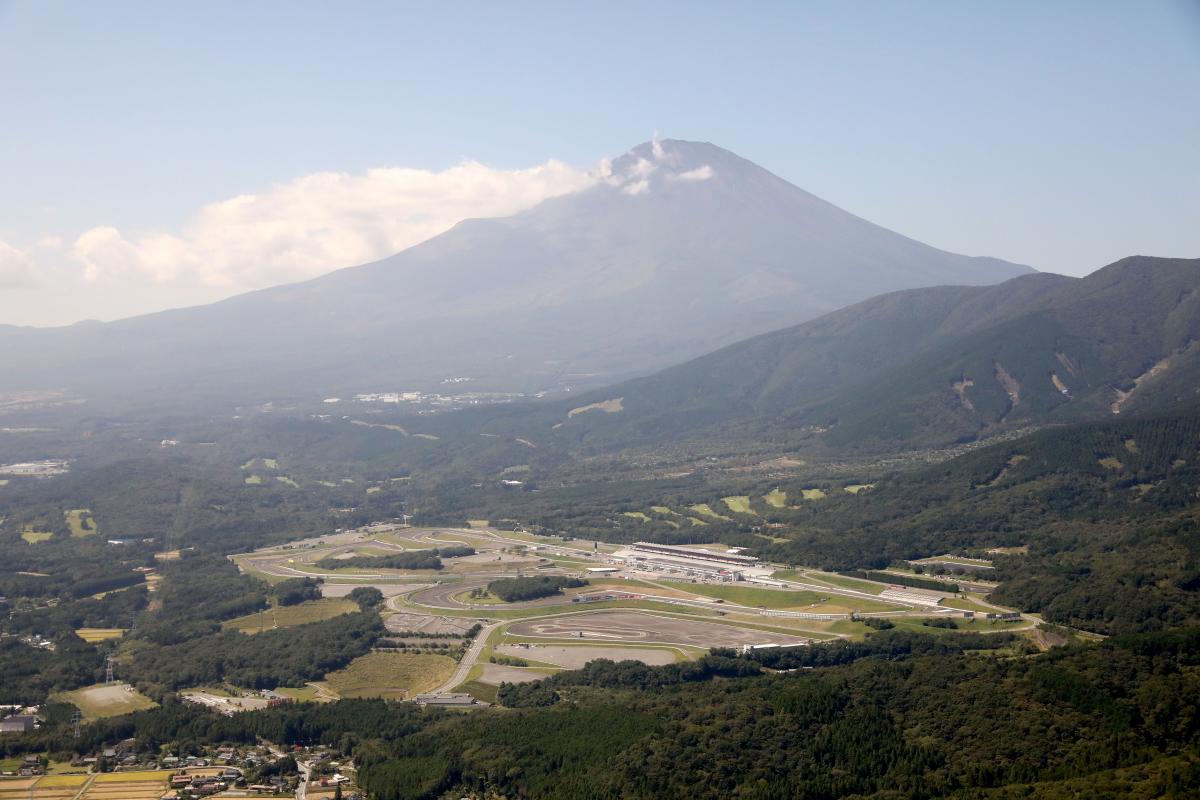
222 598 358 633
321 652 456 700
52 683 157 720
467 519 490 528
274 685 324 702
688 503 731 521
797 571 888 595
661 581 900 612
458 680 500 703
762 489 787 508
843 484 875 494
452 589 505 605
244 475 263 485
276 476 300 488
20 525 53 543
623 511 651 522
65 508 97 537
75 628 126 643
939 596 998 612
721 496 754 514
799 488 827 500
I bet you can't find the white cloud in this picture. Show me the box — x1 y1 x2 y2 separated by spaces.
621 179 651 196
672 165 715 182
69 159 597 291
0 240 36 288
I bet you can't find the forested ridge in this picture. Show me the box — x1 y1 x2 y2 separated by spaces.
4 628 1198 799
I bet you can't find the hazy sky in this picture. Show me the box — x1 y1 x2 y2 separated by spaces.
1 0 1197 327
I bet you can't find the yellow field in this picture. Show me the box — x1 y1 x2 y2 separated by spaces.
0 779 79 800
0 772 169 800
321 652 456 700
467 519 490 528
75 628 126 643
244 475 263 485
222 598 358 634
844 484 875 494
92 771 171 782
35 775 89 788
623 511 651 522
800 488 827 500
81 771 170 800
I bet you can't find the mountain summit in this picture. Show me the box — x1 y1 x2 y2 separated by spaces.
0 139 1032 404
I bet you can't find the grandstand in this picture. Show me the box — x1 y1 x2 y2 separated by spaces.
630 542 760 567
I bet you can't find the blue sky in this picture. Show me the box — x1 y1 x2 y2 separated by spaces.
0 0 1197 325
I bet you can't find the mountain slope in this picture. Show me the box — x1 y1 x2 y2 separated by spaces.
445 255 1198 454
0 139 1030 405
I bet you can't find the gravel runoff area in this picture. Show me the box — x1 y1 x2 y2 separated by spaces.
506 610 811 649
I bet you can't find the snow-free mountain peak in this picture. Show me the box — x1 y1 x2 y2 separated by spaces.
0 139 1033 405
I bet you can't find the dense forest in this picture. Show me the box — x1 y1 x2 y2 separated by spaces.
3 628 1197 799
315 546 475 571
486 575 588 602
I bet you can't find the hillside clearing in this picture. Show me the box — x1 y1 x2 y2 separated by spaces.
65 508 97 537
52 683 157 720
20 525 53 543
320 652 456 700
688 503 731 521
762 489 788 508
721 496 755 514
222 598 358 634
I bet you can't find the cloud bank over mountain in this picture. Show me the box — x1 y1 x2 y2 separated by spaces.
0 157 596 325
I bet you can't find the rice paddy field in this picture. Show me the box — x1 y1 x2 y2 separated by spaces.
0 771 173 800
0 774 88 800
82 771 171 800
